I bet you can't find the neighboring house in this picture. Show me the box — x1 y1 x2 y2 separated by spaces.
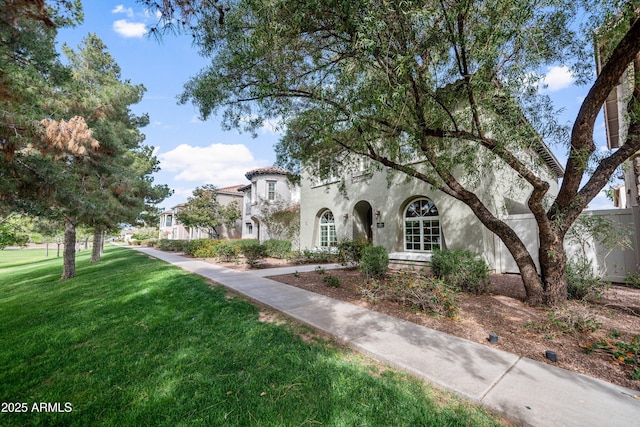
121 228 138 242
299 146 564 271
158 185 244 240
240 166 300 242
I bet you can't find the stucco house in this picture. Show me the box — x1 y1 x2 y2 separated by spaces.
159 185 244 240
240 166 300 242
299 146 564 271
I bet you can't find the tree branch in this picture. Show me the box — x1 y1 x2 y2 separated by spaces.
556 17 640 209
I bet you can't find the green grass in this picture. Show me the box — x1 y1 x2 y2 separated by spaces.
0 246 503 426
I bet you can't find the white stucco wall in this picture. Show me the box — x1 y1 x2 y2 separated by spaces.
241 173 300 242
299 158 560 271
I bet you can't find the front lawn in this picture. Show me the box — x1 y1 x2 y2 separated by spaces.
0 245 502 426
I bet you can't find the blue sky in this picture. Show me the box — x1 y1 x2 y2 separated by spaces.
56 2 615 210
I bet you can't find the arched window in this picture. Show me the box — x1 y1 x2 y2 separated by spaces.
404 198 440 252
319 210 337 248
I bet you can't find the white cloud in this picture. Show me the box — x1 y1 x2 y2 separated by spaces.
169 186 195 200
112 5 134 17
238 114 285 135
158 143 266 186
113 19 147 38
541 66 574 92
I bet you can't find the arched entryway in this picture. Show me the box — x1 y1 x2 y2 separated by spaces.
353 200 373 243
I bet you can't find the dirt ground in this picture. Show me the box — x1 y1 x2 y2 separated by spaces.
211 257 640 392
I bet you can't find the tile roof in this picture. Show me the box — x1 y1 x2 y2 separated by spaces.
245 166 292 180
216 184 246 195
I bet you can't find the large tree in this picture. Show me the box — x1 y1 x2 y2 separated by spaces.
141 0 640 306
1 28 170 278
61 34 171 264
53 34 170 272
0 0 83 160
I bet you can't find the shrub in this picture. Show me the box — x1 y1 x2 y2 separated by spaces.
301 249 338 264
157 239 189 251
322 275 341 287
624 271 640 289
215 240 241 262
582 335 639 379
566 259 608 300
131 232 153 240
337 237 369 267
430 249 489 294
403 276 458 319
263 239 292 259
548 308 602 333
360 245 389 279
357 271 458 318
187 239 218 257
240 239 267 267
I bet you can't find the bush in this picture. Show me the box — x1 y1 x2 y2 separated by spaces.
360 245 389 279
215 240 242 262
566 259 608 300
301 249 338 264
131 232 153 240
157 239 189 252
548 308 602 333
187 239 217 257
337 237 369 267
357 271 458 318
322 275 341 287
583 335 639 379
240 239 267 267
430 249 489 294
399 275 458 319
263 239 292 259
624 271 640 289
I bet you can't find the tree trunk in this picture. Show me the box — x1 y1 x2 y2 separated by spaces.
45 241 49 257
91 228 102 263
61 219 77 280
539 237 568 306
457 197 546 305
518 261 544 306
57 243 61 258
101 230 105 253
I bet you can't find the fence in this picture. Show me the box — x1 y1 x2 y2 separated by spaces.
496 209 636 283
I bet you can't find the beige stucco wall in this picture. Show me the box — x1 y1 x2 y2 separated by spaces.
159 190 243 240
241 173 300 242
299 159 560 270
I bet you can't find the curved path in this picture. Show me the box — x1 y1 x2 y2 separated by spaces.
134 246 639 426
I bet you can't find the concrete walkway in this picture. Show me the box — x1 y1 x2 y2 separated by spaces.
135 247 639 427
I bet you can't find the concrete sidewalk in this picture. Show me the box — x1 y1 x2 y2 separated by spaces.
136 247 639 427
